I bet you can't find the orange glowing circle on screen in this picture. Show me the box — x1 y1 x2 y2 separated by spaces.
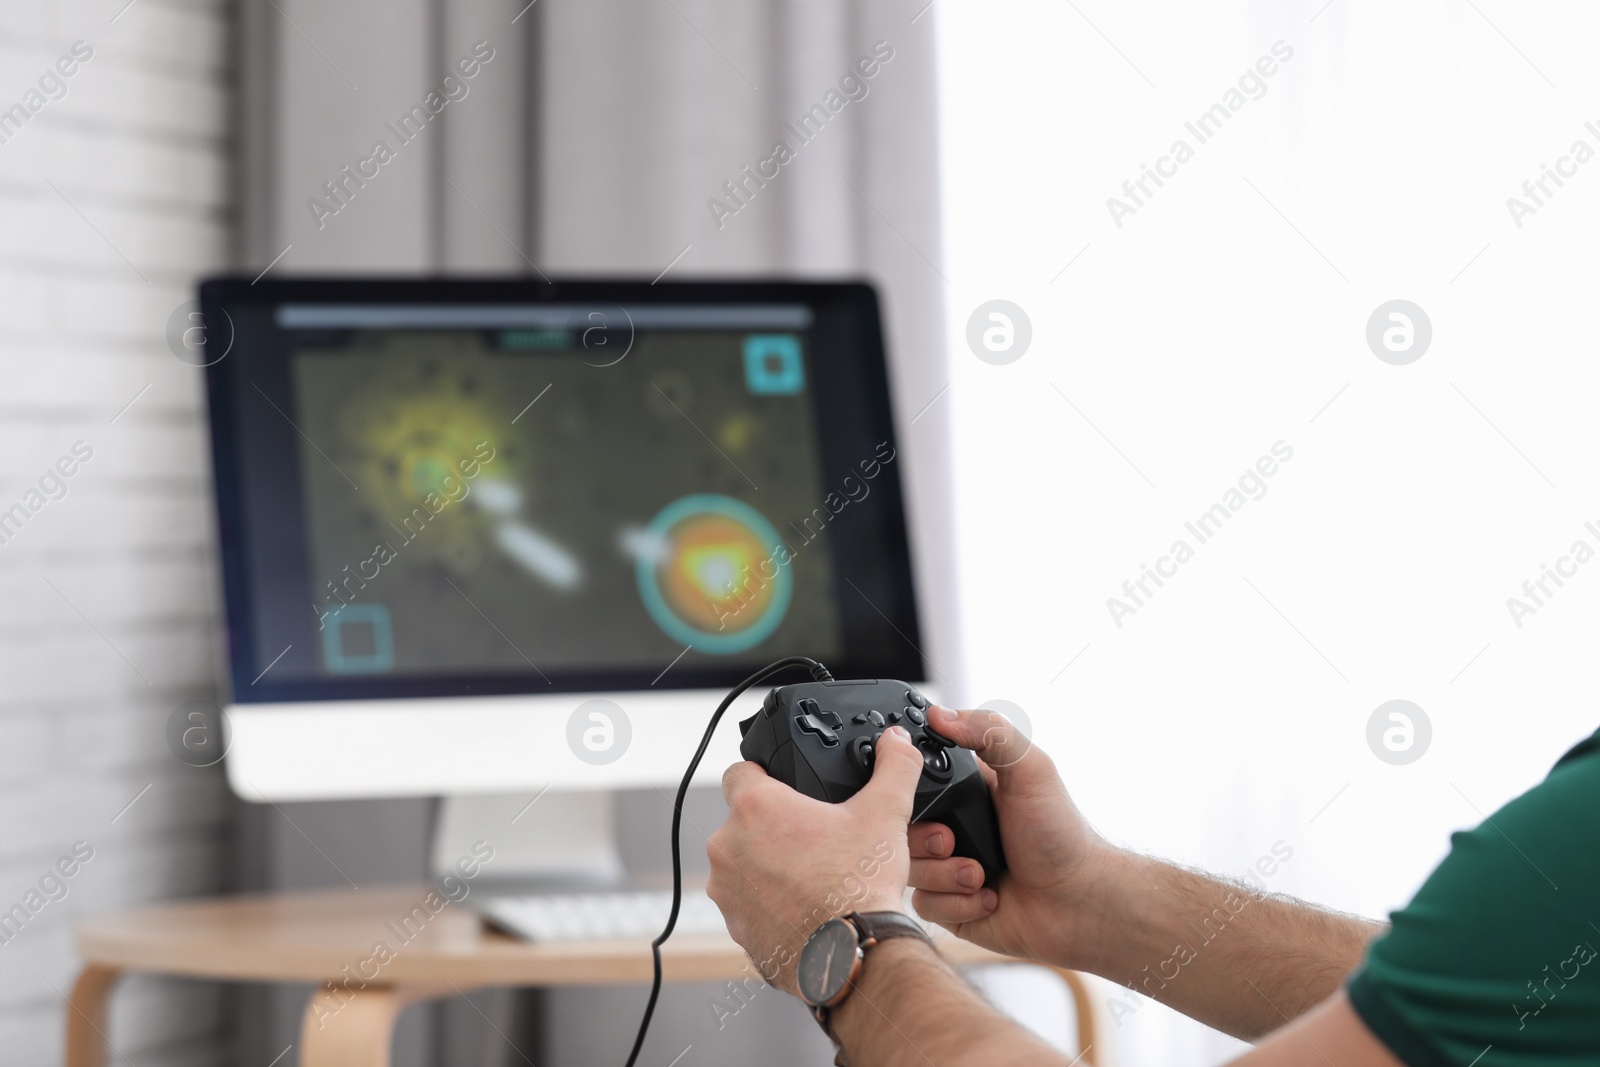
658 515 775 632
636 495 793 654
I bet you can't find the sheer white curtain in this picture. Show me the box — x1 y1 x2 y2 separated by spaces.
939 0 1600 1062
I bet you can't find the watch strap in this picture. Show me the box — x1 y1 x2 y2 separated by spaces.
847 910 932 950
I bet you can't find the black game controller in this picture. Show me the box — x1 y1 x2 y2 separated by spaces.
738 678 1007 887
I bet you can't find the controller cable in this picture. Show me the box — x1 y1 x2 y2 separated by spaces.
622 655 834 1067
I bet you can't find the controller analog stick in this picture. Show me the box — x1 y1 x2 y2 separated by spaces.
848 735 877 773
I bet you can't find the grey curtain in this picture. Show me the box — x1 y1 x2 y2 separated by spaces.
239 1 956 1063
245 0 957 677
536 2 961 687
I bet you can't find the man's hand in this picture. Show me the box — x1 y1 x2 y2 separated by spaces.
707 724 925 996
708 703 1396 1066
908 705 1114 970
912 705 1385 1040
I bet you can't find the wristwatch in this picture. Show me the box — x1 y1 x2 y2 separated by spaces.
796 911 934 1044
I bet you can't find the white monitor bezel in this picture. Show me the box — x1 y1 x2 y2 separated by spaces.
225 683 943 801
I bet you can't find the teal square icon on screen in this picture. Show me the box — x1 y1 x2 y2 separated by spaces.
743 335 805 395
322 603 395 674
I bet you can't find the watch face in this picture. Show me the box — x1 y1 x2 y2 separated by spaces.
797 918 862 1007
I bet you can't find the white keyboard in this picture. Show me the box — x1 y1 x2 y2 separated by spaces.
478 889 729 943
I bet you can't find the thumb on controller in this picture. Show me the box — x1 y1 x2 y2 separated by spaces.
848 726 924 824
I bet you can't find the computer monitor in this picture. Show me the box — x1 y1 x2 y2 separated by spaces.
200 278 930 801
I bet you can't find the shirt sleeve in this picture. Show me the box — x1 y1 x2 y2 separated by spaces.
1346 733 1600 1067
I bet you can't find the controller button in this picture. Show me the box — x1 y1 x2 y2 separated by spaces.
867 709 885 728
905 689 928 710
886 710 901 725
795 714 839 747
851 713 869 725
905 706 926 726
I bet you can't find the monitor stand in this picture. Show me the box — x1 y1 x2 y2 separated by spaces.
432 790 625 889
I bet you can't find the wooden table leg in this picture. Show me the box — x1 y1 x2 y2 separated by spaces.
300 984 445 1067
63 964 121 1067
1047 967 1098 1065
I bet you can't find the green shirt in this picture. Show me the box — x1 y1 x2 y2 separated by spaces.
1348 729 1600 1066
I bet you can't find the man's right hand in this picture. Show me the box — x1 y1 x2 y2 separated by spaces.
912 705 1388 1042
908 705 1115 970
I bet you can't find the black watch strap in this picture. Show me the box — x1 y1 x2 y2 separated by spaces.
814 911 935 1065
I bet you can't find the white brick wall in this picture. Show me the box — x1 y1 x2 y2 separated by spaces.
0 0 234 1062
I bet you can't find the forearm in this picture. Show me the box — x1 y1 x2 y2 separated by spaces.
831 939 1065 1067
1075 849 1385 1040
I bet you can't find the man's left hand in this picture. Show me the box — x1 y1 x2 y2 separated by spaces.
707 724 925 996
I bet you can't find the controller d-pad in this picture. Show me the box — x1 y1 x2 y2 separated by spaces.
799 699 843 729
795 714 839 747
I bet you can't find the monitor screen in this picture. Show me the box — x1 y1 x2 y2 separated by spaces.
202 280 924 703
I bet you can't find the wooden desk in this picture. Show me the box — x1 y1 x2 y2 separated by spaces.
69 888 1096 1067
